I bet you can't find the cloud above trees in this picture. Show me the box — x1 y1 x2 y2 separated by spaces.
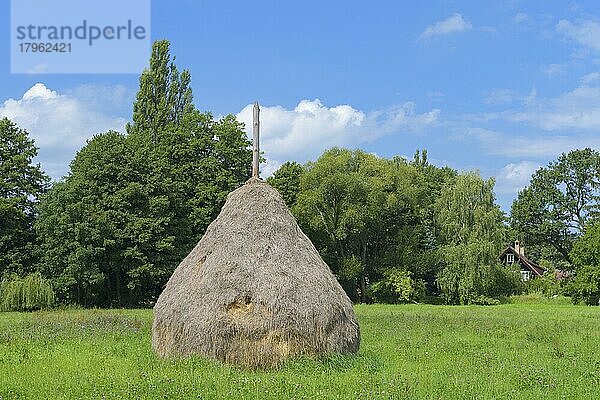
0 83 127 178
236 99 440 176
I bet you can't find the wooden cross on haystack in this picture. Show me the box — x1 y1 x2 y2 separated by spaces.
252 101 260 178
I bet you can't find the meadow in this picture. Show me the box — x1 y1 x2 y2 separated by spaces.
1 299 599 399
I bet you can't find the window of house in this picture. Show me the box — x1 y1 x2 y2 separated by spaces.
506 253 514 263
520 270 532 281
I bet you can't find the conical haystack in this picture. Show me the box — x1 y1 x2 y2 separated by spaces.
152 178 360 368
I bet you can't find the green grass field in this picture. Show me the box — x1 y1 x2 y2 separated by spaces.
1 301 599 399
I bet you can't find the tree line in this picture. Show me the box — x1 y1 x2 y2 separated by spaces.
267 147 600 305
1 41 251 308
1 40 599 308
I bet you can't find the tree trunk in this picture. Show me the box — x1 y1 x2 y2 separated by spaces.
115 267 122 307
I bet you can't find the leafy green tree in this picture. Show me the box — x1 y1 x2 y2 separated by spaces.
368 269 424 304
566 223 600 305
127 39 193 140
293 148 419 302
290 148 464 303
267 161 304 208
406 150 457 292
480 263 522 299
36 132 146 306
0 118 49 277
571 223 600 268
435 172 505 246
35 180 104 305
173 112 252 234
127 39 251 246
511 148 600 264
566 265 600 305
434 172 509 304
36 40 252 307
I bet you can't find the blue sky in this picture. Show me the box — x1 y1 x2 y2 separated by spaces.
2 0 600 211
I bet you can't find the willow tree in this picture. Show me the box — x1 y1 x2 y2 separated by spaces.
0 273 54 311
434 172 511 304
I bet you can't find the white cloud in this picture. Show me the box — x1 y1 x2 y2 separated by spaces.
0 83 128 179
419 14 472 40
557 19 600 53
506 85 600 130
495 161 540 194
476 84 600 132
541 63 566 78
479 26 498 34
446 30 600 183
261 159 282 178
524 87 537 106
581 72 600 84
22 83 58 100
236 99 439 176
463 127 600 158
514 13 528 23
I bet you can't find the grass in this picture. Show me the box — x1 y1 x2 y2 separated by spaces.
1 303 599 399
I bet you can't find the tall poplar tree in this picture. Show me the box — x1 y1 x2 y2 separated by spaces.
128 40 193 140
37 40 251 307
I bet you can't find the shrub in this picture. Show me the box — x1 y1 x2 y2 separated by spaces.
524 274 561 297
480 264 522 299
520 260 565 297
566 223 600 305
563 265 600 306
0 273 55 311
368 269 424 304
438 260 522 305
469 295 500 306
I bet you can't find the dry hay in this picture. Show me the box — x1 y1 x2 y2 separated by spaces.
152 178 360 368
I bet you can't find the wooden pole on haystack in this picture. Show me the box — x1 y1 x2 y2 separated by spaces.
252 102 260 178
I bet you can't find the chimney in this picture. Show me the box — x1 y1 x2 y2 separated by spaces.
515 240 524 256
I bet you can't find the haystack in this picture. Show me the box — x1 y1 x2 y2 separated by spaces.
152 178 360 368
